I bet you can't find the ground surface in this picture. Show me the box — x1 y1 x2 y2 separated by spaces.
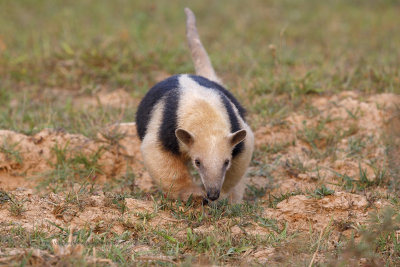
1 1 400 266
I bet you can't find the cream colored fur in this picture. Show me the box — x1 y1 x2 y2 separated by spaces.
141 100 204 200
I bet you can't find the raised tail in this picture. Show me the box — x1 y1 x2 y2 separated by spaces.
184 8 223 85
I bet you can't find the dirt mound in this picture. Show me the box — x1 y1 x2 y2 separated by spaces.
0 186 180 236
263 191 377 232
252 92 400 194
0 123 152 191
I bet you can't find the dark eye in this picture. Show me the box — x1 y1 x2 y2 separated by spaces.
194 159 201 167
224 159 230 167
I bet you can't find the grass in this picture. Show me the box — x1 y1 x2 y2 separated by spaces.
0 0 399 266
0 190 26 217
329 163 390 193
0 198 278 265
347 136 366 157
267 190 303 208
0 0 399 135
0 137 23 165
0 185 399 266
38 143 103 191
297 115 360 160
329 207 400 266
309 185 335 199
0 197 294 266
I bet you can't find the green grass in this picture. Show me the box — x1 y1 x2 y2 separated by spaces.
37 142 104 191
330 207 400 266
0 190 26 217
1 0 399 135
329 163 390 192
0 137 23 164
0 0 400 266
267 190 303 208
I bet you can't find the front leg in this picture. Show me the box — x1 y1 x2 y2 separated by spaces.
223 129 254 204
221 153 251 203
141 140 205 202
226 179 246 204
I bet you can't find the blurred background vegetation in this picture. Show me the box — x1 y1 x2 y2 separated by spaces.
0 0 399 134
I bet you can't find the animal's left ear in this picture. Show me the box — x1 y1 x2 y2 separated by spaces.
229 129 247 147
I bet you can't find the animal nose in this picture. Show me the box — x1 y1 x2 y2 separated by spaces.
207 189 220 201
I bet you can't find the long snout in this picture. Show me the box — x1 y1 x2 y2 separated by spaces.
200 165 226 201
206 188 220 201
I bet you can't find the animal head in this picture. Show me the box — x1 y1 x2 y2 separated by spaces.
175 128 246 201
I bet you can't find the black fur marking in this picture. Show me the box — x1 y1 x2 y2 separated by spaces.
136 74 246 157
189 75 245 157
159 88 181 155
189 75 246 120
136 75 179 140
220 94 244 157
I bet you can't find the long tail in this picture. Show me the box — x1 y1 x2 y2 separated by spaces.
184 7 223 85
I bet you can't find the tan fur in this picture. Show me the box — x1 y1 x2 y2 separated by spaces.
141 100 204 200
142 140 204 200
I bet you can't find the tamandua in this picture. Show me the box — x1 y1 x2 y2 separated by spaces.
135 8 254 203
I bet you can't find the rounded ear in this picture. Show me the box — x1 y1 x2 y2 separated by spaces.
175 128 194 147
229 129 247 147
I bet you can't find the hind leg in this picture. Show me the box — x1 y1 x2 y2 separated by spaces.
141 140 204 201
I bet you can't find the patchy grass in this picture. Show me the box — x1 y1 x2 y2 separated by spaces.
330 164 390 193
0 137 23 164
328 207 400 266
267 190 303 208
309 185 335 199
0 0 399 266
0 190 26 216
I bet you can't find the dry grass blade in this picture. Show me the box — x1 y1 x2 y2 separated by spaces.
308 223 329 267
50 227 116 266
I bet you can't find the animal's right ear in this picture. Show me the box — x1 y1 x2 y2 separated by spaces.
175 128 194 147
229 129 247 147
